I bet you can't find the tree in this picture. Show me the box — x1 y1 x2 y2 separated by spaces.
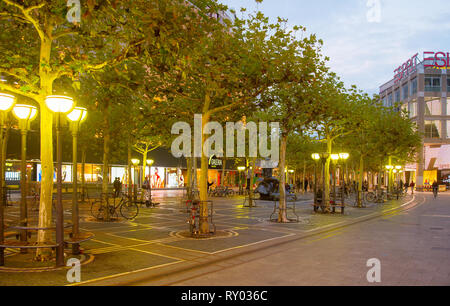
259 26 328 222
0 0 221 259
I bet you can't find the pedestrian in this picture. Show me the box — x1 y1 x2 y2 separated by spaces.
304 179 308 193
404 182 409 193
410 181 415 195
432 180 439 198
143 175 152 207
207 180 214 191
113 177 121 197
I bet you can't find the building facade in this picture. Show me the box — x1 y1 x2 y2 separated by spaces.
379 52 450 187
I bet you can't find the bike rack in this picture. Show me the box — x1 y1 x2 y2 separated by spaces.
186 200 216 238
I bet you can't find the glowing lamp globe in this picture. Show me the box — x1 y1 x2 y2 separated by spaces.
311 153 320 161
45 95 74 113
237 166 245 171
0 93 16 111
146 159 154 166
12 104 38 121
131 159 140 166
67 107 87 123
339 153 349 160
330 154 339 161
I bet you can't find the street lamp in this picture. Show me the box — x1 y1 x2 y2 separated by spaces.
0 93 15 266
66 107 87 255
131 159 140 202
12 104 37 251
45 95 74 267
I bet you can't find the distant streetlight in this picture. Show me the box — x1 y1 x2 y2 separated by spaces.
45 95 74 267
66 107 87 255
12 104 37 251
0 93 15 266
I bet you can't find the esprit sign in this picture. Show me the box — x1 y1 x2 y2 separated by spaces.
394 53 419 84
423 51 450 69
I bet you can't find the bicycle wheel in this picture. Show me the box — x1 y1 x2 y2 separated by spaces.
91 201 105 220
120 200 139 220
365 192 375 203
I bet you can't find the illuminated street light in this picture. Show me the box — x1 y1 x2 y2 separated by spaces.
45 95 74 267
339 153 349 161
311 153 320 161
0 93 15 266
12 104 38 250
67 107 87 254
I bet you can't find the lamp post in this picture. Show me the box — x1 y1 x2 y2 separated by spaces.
385 164 394 194
45 95 74 267
12 104 38 251
131 158 140 203
238 166 245 195
146 159 155 206
330 154 339 203
67 107 87 255
312 153 320 206
0 93 15 266
337 153 349 205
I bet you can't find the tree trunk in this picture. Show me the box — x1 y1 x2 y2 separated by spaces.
221 157 226 186
102 110 111 221
81 147 86 202
323 137 332 211
357 155 364 207
186 157 192 197
36 103 54 260
199 112 211 234
127 144 132 200
278 135 288 223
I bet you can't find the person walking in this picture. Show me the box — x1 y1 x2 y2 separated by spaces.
304 179 308 193
410 181 415 195
404 181 409 194
143 175 152 207
432 180 439 199
113 177 121 198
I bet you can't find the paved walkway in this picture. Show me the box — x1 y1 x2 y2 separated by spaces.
0 190 423 285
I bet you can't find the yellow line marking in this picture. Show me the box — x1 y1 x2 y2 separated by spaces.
67 260 183 286
157 242 211 255
128 248 185 261
210 233 295 255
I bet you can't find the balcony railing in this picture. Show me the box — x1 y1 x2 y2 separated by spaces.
425 86 442 92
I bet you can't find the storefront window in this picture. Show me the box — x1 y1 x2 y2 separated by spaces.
447 99 450 116
150 167 165 188
425 75 441 92
410 78 417 95
111 167 126 183
402 83 409 100
394 89 400 103
408 101 417 118
424 120 441 138
425 98 441 115
447 121 450 139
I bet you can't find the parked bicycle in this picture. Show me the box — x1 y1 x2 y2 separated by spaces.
365 189 388 203
91 193 139 220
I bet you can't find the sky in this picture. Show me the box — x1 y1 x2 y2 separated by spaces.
219 0 450 95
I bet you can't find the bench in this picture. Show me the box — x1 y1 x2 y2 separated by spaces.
269 196 300 222
0 240 58 249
